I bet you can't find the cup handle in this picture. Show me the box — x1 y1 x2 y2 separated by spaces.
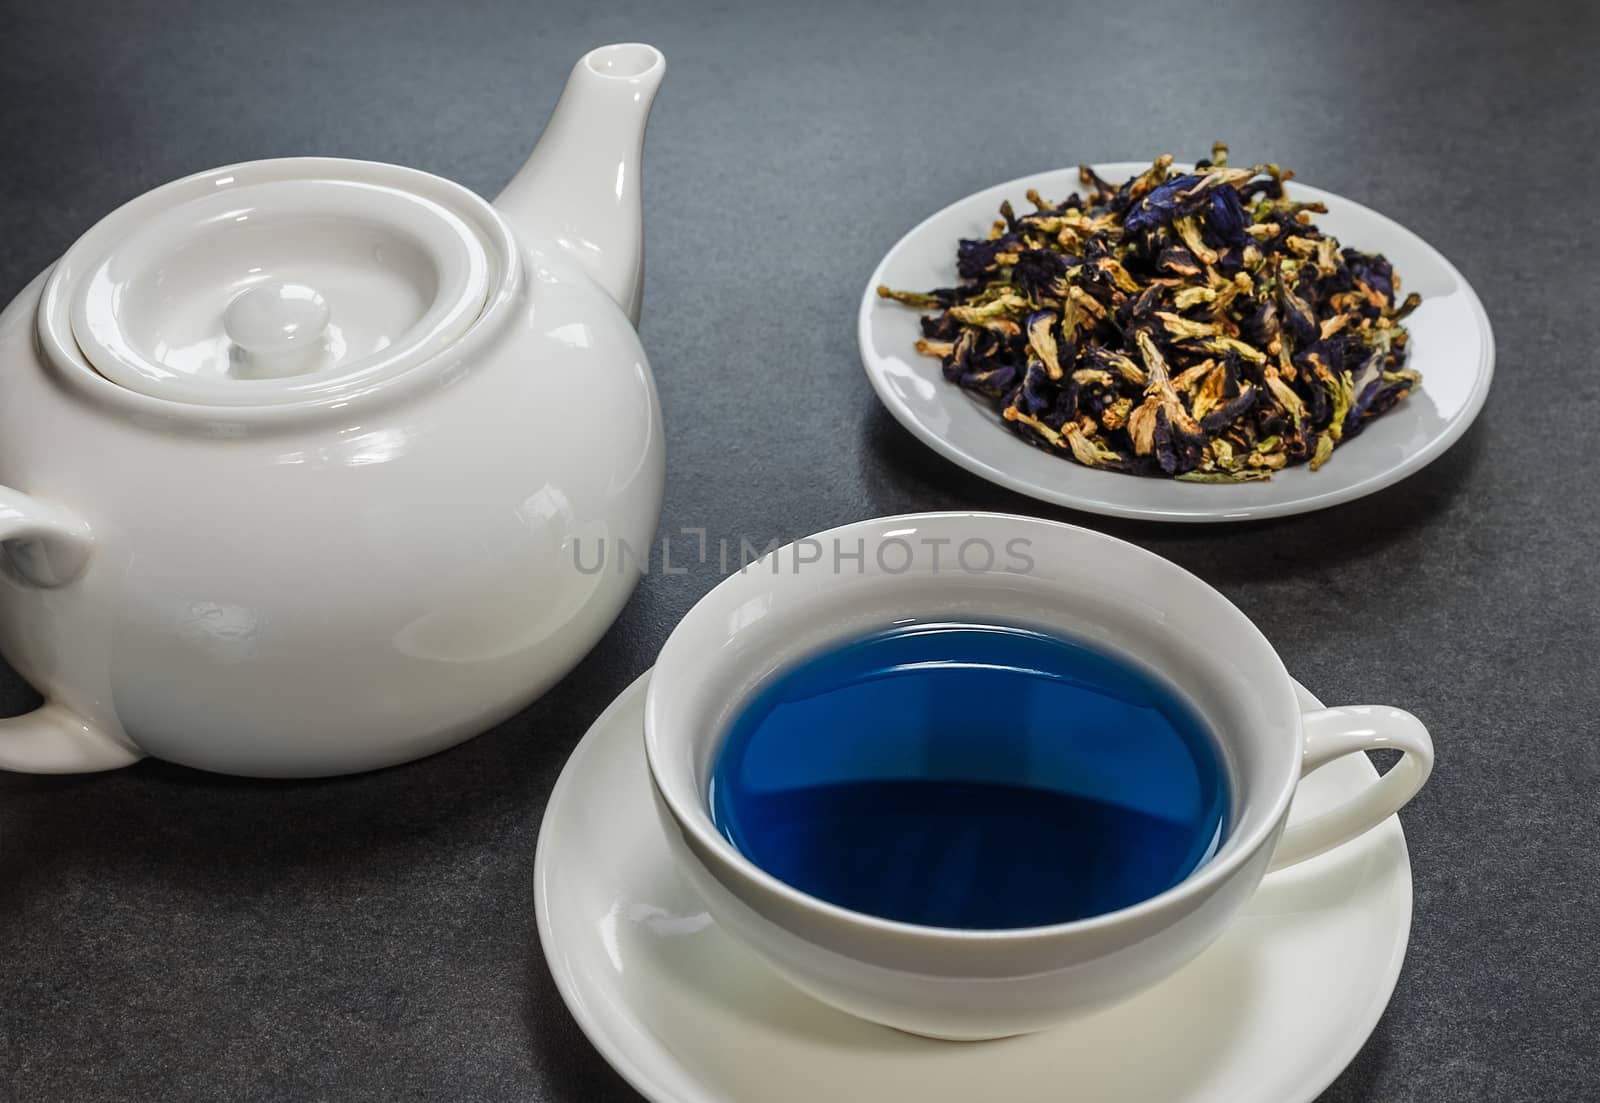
1269 705 1434 871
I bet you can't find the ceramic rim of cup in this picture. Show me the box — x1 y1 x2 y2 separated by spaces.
644 511 1304 956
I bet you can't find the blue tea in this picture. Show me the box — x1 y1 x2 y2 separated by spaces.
709 623 1229 929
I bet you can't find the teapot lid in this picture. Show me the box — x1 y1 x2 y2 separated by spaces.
43 159 517 408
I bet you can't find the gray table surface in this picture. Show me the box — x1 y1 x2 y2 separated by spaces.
3 0 1598 1099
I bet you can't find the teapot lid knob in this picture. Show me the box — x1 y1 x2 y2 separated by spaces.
223 281 332 378
50 160 513 408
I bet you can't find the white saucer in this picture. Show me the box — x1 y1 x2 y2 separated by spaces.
535 672 1414 1103
858 163 1494 522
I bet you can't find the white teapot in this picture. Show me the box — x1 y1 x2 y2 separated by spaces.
0 44 667 776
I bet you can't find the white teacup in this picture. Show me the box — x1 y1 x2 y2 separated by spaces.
644 512 1432 1040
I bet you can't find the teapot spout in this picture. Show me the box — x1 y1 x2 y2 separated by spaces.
494 43 665 326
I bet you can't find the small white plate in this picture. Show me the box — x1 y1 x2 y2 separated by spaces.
535 672 1414 1103
858 164 1494 522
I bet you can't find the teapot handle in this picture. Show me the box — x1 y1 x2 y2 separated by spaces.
0 485 94 587
0 702 142 773
0 486 142 773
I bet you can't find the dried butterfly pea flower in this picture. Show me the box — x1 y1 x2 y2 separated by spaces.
877 147 1421 481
